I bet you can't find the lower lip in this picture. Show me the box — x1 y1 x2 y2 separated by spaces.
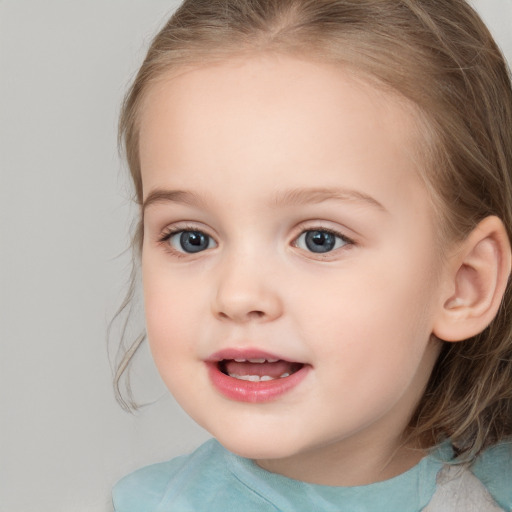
206 362 310 403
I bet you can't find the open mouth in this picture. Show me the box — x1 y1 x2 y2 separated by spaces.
218 358 304 382
207 352 310 402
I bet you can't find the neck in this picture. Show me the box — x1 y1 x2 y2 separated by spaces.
256 434 427 487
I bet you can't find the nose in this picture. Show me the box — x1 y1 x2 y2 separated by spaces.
212 255 283 324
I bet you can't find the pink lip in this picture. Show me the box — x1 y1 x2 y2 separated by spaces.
206 348 310 403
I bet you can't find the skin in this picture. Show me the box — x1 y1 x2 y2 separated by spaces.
138 54 450 486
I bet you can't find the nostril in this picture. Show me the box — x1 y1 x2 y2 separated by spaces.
216 309 266 321
248 310 265 319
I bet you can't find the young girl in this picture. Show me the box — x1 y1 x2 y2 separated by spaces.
112 1 512 510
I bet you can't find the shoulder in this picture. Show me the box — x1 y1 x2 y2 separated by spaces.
112 438 279 512
112 439 224 512
471 441 512 511
414 442 512 512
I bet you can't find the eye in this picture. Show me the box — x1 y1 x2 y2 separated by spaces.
295 229 350 254
167 230 217 254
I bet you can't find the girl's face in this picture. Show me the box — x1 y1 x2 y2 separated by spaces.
139 55 446 485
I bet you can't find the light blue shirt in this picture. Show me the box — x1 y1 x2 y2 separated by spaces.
113 439 512 511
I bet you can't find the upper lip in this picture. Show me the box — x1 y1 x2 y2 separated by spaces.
206 348 299 363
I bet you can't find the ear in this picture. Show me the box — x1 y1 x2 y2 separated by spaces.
433 216 511 342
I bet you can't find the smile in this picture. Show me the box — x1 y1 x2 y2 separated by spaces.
219 358 303 381
206 350 309 403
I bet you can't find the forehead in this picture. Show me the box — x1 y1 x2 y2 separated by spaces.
138 54 428 215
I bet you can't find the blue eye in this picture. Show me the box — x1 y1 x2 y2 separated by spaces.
295 230 349 254
168 230 216 253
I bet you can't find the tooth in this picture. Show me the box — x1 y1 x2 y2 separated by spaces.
279 373 290 378
260 376 274 381
248 358 266 363
234 358 246 363
235 375 260 381
267 359 279 363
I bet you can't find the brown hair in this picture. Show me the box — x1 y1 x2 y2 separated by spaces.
114 0 512 459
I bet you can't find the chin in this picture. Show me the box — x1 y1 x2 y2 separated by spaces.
210 424 306 461
177 391 315 460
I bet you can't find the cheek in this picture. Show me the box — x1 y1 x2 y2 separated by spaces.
142 260 201 367
142 264 217 421
298 246 440 368
143 287 201 402
301 276 438 427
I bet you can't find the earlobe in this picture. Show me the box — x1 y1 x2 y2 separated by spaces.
433 216 511 342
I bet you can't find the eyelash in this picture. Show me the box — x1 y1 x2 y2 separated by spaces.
293 227 354 254
157 225 213 258
157 225 354 257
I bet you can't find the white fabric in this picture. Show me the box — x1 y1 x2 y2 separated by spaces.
424 464 504 512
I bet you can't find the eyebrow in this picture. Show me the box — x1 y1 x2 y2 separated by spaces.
270 187 387 212
143 189 207 213
142 186 387 213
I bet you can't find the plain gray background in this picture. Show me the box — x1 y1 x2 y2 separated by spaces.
1 1 511 511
